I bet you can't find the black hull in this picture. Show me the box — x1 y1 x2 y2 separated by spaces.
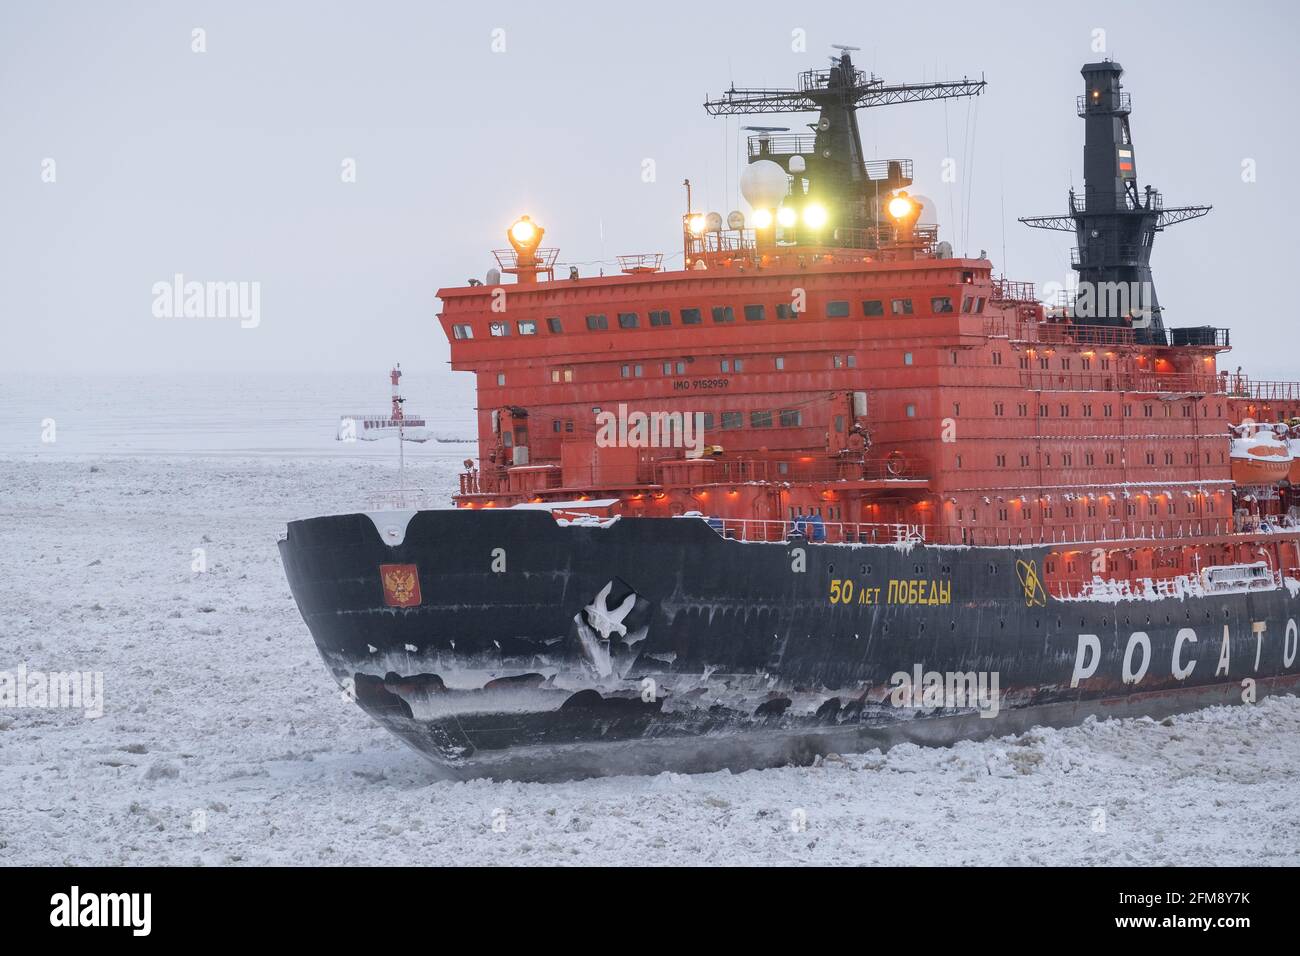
278 509 1300 780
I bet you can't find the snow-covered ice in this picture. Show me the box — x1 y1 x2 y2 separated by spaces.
2 454 1298 866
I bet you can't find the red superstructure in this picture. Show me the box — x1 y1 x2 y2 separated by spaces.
436 52 1300 600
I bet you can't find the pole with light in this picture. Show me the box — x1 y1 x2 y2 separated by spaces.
886 190 923 258
507 215 544 284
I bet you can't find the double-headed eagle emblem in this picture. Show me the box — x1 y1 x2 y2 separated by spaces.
380 564 422 608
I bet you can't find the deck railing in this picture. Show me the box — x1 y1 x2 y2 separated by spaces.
693 514 1300 548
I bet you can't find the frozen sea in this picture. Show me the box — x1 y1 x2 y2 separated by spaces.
1 374 1298 866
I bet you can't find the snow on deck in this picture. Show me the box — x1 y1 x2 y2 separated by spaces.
2 454 1298 866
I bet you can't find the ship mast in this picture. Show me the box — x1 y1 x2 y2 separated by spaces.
1019 61 1210 339
704 48 986 240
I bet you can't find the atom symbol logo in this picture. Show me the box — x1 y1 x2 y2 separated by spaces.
1016 559 1047 607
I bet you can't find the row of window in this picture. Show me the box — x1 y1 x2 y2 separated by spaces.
451 294 985 340
971 401 1225 419
969 449 1226 469
967 498 1220 523
1020 355 1113 371
550 354 854 384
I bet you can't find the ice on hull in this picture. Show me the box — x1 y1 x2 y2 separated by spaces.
279 508 1300 780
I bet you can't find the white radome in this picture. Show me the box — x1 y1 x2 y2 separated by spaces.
911 194 938 226
739 159 789 210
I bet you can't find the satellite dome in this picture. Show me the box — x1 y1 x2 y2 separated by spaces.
788 155 806 174
705 211 723 232
739 159 789 210
911 193 938 226
727 210 745 230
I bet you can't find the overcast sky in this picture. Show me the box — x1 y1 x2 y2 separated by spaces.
3 0 1296 380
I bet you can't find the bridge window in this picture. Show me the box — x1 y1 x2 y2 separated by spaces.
744 304 765 322
776 303 800 320
891 298 913 315
452 324 473 339
711 306 735 323
547 316 563 333
863 299 884 316
617 312 639 329
585 314 608 330
489 321 510 336
680 308 702 325
931 296 954 314
701 413 714 429
780 409 802 427
649 309 671 327
775 356 785 370
551 367 574 383
517 320 537 335
721 412 743 430
961 296 974 313
826 300 850 318
751 411 773 428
